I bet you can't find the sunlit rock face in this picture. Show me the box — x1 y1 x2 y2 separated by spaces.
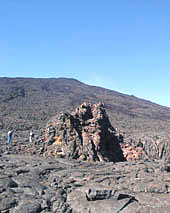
43 102 126 162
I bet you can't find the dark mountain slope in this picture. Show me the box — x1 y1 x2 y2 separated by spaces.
0 77 170 142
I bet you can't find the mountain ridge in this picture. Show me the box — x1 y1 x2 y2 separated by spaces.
0 77 170 144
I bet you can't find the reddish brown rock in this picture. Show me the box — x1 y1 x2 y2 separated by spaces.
120 143 148 161
43 102 126 162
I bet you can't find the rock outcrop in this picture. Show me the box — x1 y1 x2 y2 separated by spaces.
121 135 170 162
120 143 147 161
43 102 126 162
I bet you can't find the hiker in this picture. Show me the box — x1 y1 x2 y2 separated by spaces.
7 130 14 144
29 131 34 142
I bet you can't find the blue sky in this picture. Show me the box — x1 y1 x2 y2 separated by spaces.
0 1 170 106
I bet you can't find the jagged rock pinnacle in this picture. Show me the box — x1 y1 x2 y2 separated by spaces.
43 102 126 162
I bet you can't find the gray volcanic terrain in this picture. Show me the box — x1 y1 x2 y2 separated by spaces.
1 77 170 137
1 77 170 158
1 77 170 212
1 154 170 212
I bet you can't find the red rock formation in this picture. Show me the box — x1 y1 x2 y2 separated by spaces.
43 102 126 162
120 144 147 161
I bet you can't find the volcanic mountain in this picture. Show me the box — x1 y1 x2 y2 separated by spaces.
0 77 170 148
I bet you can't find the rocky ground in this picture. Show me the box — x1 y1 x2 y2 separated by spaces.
1 102 170 212
1 147 170 213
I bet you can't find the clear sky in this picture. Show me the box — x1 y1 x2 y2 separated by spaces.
0 1 170 106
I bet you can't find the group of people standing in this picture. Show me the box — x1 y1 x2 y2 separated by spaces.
7 130 34 144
